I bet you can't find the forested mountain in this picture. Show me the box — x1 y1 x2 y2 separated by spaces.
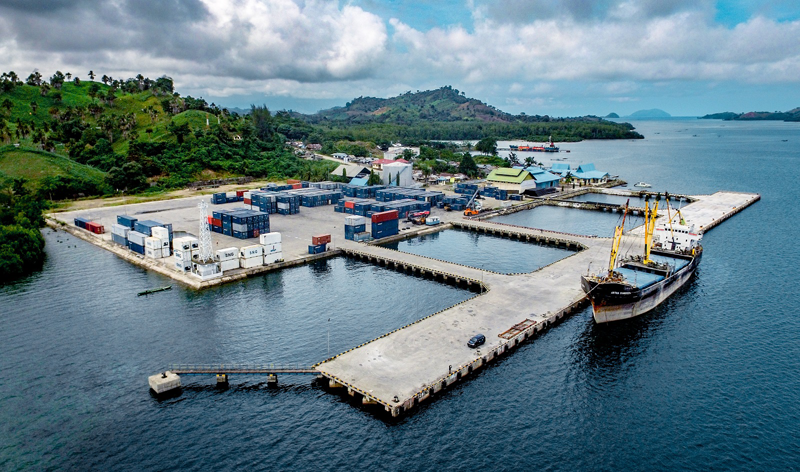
297 86 643 143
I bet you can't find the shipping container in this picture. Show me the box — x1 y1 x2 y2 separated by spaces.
145 247 163 259
239 257 263 269
345 215 366 226
353 232 371 242
116 215 138 229
127 231 147 246
86 222 105 234
129 242 146 255
263 252 283 265
259 232 281 245
372 210 399 223
111 233 128 246
262 242 282 254
151 226 170 240
312 234 331 245
216 247 238 261
174 258 192 271
219 259 240 272
308 244 327 254
240 245 263 258
111 223 130 237
145 236 163 249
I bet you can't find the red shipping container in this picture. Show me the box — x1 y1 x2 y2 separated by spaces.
287 179 300 184
212 218 222 227
207 216 213 224
344 201 355 209
244 198 251 205
253 229 260 237
292 183 302 189
86 222 105 234
312 234 332 245
236 190 245 197
372 210 399 223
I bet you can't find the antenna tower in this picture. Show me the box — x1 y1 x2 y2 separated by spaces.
197 200 213 263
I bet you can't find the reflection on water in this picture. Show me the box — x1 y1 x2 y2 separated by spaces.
491 205 646 236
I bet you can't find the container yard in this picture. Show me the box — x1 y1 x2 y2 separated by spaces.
47 184 759 418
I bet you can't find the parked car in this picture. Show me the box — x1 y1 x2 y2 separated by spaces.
467 334 485 348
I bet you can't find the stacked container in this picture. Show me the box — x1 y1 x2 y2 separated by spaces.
216 247 239 272
173 236 200 263
127 230 147 255
344 216 367 241
239 245 264 269
276 194 300 215
211 192 242 204
111 223 129 246
371 210 399 239
260 232 283 264
209 209 269 239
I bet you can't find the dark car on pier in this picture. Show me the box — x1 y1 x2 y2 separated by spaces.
467 334 485 348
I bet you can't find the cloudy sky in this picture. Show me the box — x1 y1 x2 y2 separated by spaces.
1 0 799 116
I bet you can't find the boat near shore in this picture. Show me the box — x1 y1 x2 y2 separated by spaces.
581 196 703 323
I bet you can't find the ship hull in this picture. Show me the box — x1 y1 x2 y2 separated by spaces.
581 250 701 324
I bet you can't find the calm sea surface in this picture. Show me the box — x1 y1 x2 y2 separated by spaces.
382 229 573 274
2 119 799 470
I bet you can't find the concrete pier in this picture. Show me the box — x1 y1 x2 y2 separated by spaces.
315 191 760 416
148 371 181 394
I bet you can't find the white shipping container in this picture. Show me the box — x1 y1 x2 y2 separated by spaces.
127 231 147 246
195 263 219 276
232 223 248 233
216 247 238 261
240 245 263 258
259 232 281 245
174 259 191 271
151 226 170 240
172 236 190 251
243 191 251 199
145 247 163 259
263 252 283 265
174 249 187 260
277 202 289 210
219 259 239 272
240 257 263 269
145 237 163 249
111 223 130 237
345 215 366 226
262 243 282 254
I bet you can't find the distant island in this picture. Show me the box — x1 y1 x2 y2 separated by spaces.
626 109 671 118
605 112 620 118
700 108 800 122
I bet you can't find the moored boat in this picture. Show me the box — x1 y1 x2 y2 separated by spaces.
581 196 702 323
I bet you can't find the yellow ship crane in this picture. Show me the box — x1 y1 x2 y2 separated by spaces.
607 200 630 277
643 197 659 264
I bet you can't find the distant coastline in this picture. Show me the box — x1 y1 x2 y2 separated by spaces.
699 108 800 122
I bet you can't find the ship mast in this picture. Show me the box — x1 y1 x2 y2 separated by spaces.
643 196 659 264
608 200 630 276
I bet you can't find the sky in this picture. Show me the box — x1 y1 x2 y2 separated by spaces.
1 0 799 116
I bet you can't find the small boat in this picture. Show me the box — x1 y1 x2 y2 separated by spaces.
138 286 172 296
633 182 651 188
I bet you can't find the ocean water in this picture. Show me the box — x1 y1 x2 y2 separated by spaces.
491 204 647 236
382 229 573 274
2 119 799 470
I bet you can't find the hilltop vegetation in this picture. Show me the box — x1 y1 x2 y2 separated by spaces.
0 70 337 196
298 86 643 144
700 108 800 121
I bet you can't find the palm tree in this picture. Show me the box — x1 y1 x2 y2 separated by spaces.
65 72 72 81
88 70 95 81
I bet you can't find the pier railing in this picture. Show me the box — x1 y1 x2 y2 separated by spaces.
168 363 317 374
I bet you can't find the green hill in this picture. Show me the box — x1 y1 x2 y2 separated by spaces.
0 146 108 198
298 86 643 142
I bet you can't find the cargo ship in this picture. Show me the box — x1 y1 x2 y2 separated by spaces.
509 136 560 152
580 196 703 323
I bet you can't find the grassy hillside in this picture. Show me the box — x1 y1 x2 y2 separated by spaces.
0 146 106 187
